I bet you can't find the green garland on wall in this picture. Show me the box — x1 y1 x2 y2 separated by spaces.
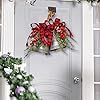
26 0 100 6
0 53 41 100
83 0 100 6
85 0 100 3
76 0 100 5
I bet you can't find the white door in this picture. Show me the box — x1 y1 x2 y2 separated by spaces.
14 0 82 100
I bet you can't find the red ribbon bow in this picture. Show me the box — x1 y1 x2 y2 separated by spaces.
27 18 74 49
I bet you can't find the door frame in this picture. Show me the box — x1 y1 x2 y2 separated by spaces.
82 2 94 100
2 1 94 100
1 0 14 100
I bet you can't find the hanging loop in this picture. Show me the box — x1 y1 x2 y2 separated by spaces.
26 0 37 6
47 7 56 20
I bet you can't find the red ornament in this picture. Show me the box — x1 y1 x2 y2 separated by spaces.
60 33 66 39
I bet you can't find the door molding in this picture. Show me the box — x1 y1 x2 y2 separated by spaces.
1 0 14 100
82 1 94 100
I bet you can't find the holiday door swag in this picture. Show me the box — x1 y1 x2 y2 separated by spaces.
0 53 41 100
26 16 76 55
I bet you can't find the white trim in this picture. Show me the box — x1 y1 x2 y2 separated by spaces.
94 55 100 57
93 28 100 31
3 0 14 55
0 0 3 55
0 24 2 26
82 2 94 100
0 0 3 98
94 82 100 85
1 0 14 100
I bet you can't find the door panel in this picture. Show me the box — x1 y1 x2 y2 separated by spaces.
15 0 82 100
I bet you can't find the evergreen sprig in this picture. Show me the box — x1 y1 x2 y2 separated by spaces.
0 53 41 100
77 0 100 4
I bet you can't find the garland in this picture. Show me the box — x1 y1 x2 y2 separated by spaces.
0 53 41 100
82 0 100 6
27 0 100 6
84 0 100 3
77 0 100 3
26 18 75 55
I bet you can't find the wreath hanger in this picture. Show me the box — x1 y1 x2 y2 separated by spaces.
47 7 56 20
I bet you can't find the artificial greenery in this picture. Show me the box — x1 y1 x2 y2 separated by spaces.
77 0 100 4
85 0 100 3
32 0 100 5
0 53 41 100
